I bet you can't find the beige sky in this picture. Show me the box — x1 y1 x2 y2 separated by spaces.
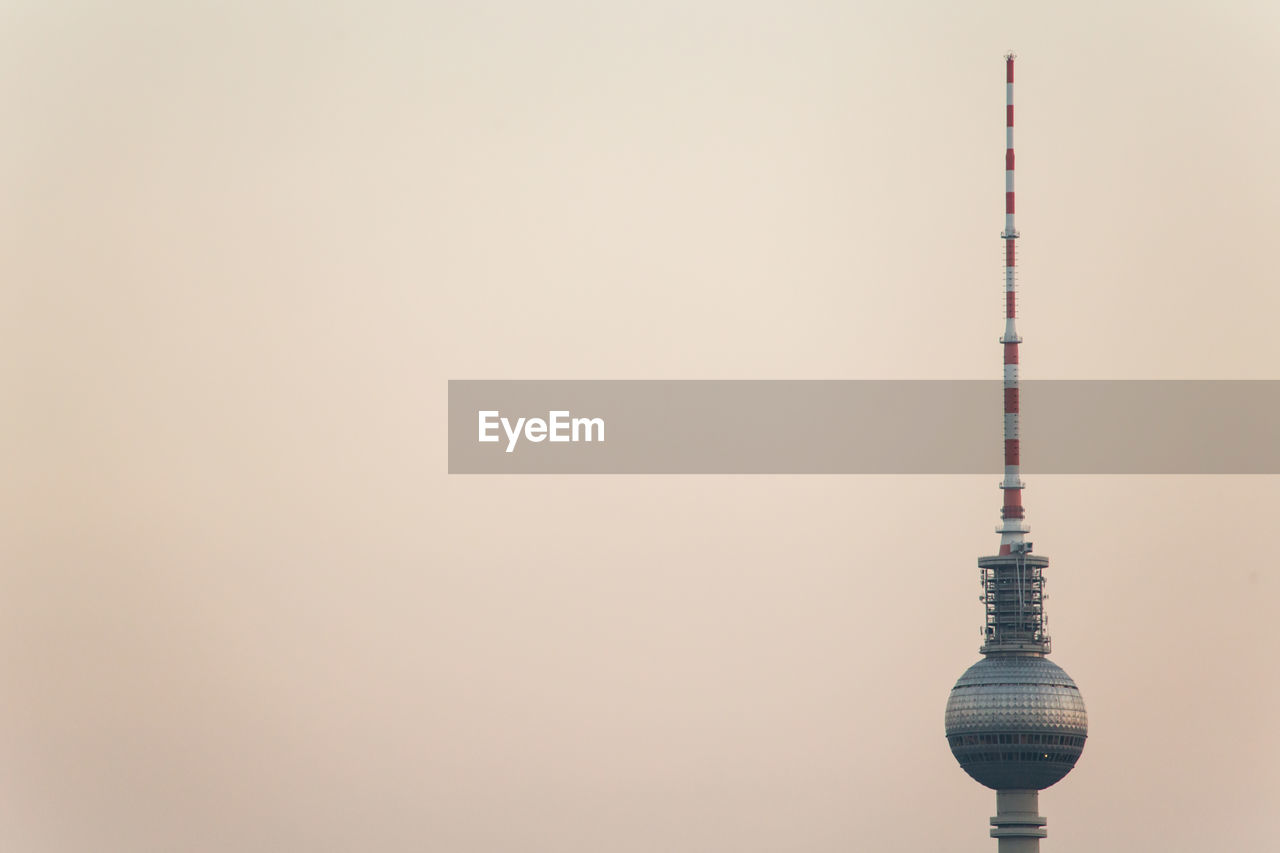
4 1 1279 851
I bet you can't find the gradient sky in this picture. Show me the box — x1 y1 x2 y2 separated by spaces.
5 2 1280 851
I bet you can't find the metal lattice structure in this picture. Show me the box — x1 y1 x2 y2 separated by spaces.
979 551 1049 654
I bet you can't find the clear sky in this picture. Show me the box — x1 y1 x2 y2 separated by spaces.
4 1 1279 851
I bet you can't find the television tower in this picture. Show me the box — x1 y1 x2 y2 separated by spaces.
944 54 1088 852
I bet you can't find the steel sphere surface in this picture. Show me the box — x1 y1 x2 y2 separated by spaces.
945 655 1087 790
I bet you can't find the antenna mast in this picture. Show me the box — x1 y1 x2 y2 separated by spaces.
998 51 1029 556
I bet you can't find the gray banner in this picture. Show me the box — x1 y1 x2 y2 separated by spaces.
447 380 1280 474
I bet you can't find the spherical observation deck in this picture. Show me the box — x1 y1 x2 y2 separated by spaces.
945 655 1087 790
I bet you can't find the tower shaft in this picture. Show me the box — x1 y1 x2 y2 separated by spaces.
990 790 1047 853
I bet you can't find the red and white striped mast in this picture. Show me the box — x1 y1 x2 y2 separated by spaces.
997 51 1029 556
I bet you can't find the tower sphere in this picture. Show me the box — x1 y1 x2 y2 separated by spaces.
945 656 1087 790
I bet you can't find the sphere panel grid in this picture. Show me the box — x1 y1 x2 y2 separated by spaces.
944 655 1088 790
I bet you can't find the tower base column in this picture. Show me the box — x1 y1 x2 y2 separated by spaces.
989 789 1047 852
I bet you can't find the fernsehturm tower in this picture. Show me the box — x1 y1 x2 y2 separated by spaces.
944 54 1088 853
